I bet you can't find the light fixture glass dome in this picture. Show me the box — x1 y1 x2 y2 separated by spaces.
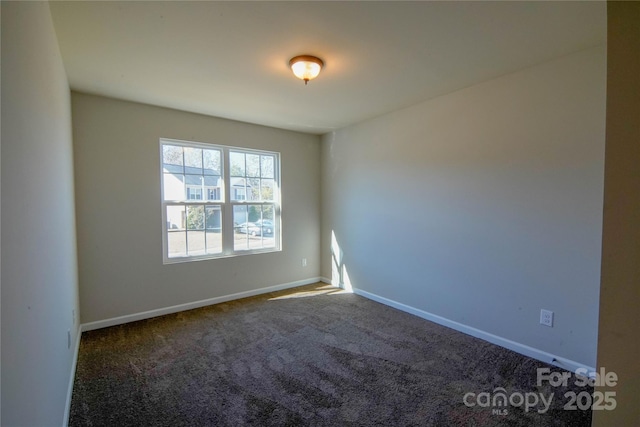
289 55 324 85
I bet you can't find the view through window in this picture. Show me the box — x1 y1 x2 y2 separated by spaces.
161 139 280 262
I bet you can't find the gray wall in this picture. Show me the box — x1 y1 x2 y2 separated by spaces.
594 2 640 425
321 47 606 367
72 93 321 324
1 2 80 426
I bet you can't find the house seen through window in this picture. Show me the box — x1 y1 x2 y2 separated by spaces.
161 139 280 262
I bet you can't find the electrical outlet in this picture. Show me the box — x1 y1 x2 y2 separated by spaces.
302 258 307 267
540 309 554 327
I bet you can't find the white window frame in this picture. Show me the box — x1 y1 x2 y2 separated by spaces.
160 138 281 263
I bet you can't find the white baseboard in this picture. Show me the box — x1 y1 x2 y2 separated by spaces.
63 325 82 427
80 277 323 332
351 287 595 376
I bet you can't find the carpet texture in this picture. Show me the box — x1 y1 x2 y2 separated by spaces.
70 283 593 426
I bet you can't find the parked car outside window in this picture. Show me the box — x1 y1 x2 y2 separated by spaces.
235 220 273 236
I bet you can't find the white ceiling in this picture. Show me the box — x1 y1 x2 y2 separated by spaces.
49 1 606 135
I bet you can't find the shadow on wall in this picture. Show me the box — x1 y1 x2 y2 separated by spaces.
331 230 353 293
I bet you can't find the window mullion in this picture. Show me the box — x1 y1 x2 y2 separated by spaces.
222 148 234 255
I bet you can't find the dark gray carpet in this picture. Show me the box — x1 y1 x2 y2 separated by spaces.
70 283 593 426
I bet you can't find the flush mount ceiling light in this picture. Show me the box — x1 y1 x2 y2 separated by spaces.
289 55 324 85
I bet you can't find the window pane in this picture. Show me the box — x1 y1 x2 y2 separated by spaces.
203 149 221 175
233 205 249 251
187 231 206 256
206 206 222 230
166 205 186 258
247 204 262 223
166 205 186 230
233 205 248 227
186 205 205 230
206 229 222 254
246 154 260 177
230 151 245 177
261 179 274 201
167 231 186 258
261 155 274 178
163 145 183 174
258 205 276 249
247 178 260 201
184 147 203 173
205 206 222 254
231 178 246 201
163 173 185 201
262 205 274 220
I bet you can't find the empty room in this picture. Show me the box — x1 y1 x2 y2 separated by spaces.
2 1 638 426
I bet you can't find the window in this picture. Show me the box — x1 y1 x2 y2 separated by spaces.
161 139 280 263
207 188 220 200
234 188 246 201
187 187 203 200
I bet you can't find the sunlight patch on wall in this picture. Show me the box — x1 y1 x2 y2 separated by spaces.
331 230 353 292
